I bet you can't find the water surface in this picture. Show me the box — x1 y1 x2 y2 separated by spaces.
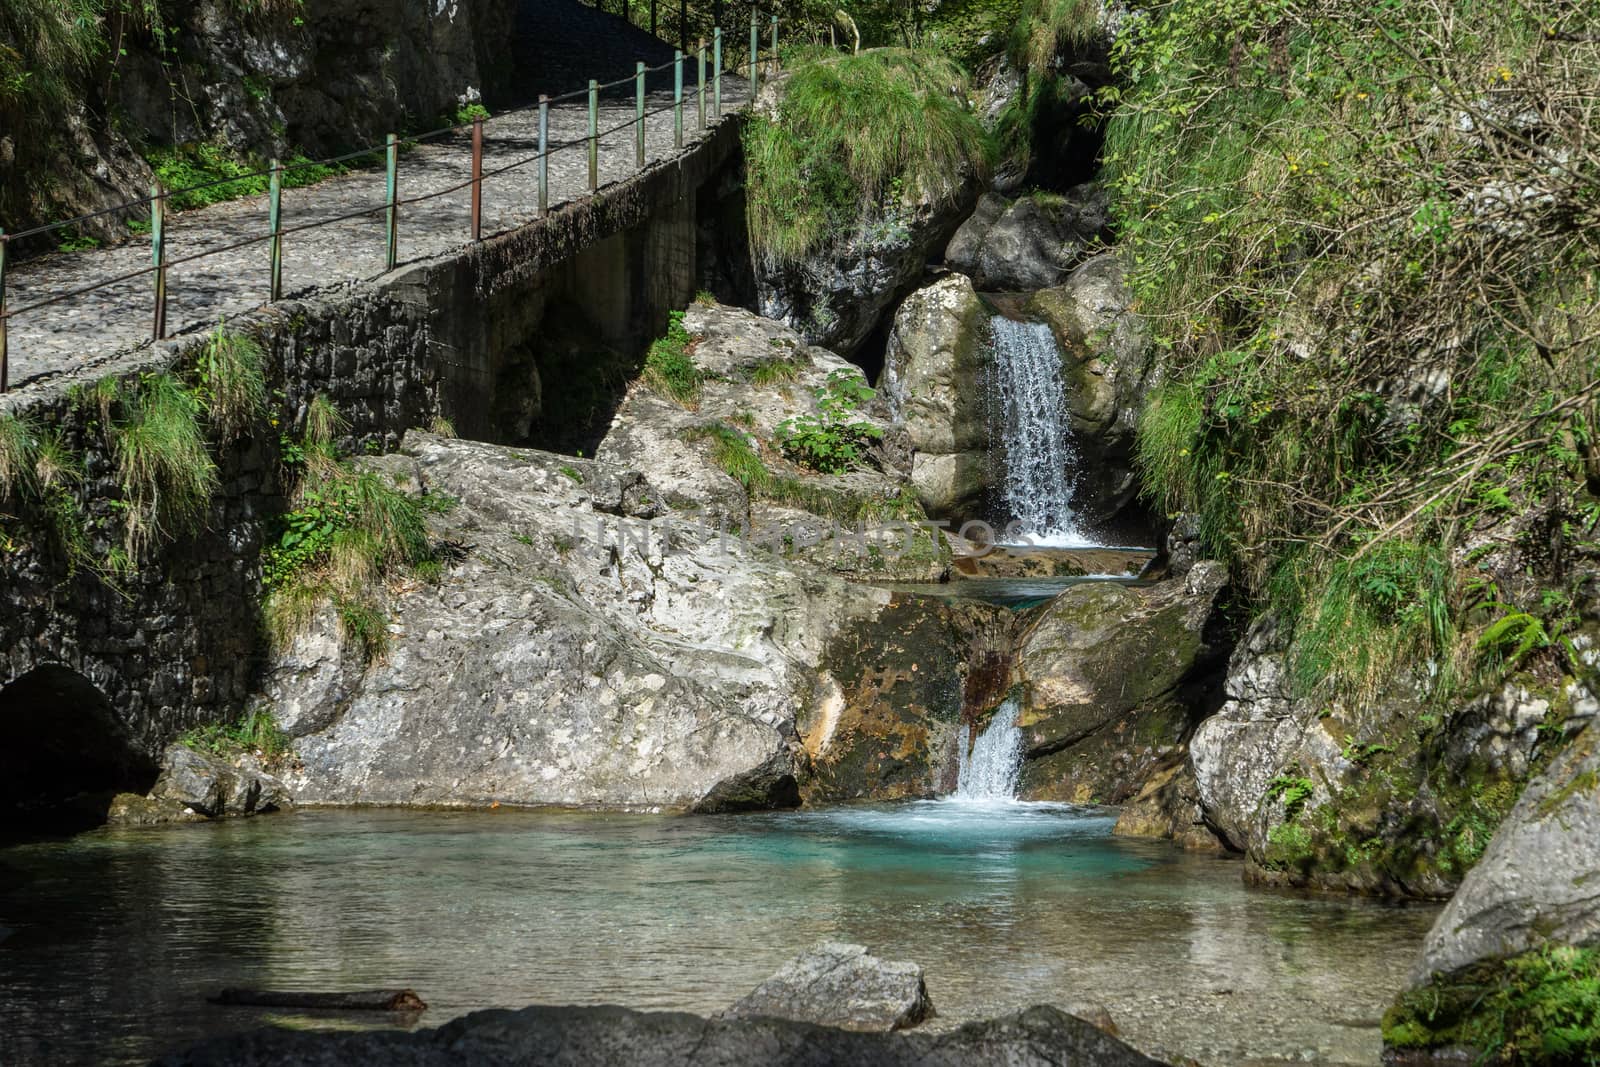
0 803 1435 1065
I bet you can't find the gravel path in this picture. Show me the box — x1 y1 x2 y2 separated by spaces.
2 1 752 393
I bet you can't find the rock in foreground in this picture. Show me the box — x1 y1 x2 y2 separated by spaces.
724 941 933 1032
156 1003 1169 1067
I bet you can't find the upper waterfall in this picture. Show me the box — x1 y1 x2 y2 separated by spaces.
990 315 1090 546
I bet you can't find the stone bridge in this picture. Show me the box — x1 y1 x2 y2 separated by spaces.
0 0 757 822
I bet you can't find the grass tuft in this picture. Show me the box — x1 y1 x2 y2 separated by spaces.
198 324 267 441
113 373 219 557
643 310 701 406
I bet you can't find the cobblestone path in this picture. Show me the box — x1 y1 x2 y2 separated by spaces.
3 0 752 392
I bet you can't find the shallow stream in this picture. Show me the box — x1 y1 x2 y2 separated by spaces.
0 804 1435 1065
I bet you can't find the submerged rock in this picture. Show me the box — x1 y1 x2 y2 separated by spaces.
156 1003 1169 1066
1012 562 1229 804
725 941 934 1032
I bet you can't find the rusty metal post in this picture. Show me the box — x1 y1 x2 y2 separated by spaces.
470 117 484 241
384 133 399 270
588 79 599 193
635 62 646 168
0 229 8 394
697 39 707 130
674 50 684 149
538 95 550 215
152 182 168 341
268 159 283 301
714 27 723 117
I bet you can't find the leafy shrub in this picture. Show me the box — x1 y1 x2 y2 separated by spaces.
777 370 884 474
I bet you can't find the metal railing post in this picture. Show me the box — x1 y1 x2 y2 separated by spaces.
470 117 484 241
697 39 707 130
635 61 646 168
384 133 399 271
0 229 8 394
538 95 550 215
151 182 168 341
714 27 723 116
750 12 759 98
588 79 599 192
770 14 778 74
268 159 283 301
674 50 684 149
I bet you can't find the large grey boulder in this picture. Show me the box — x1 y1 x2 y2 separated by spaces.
1413 724 1600 982
879 274 995 519
156 1003 1170 1067
1012 562 1228 804
149 745 289 818
725 942 934 1032
271 433 886 810
945 186 1112 291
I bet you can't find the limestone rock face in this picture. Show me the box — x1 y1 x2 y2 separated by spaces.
1012 562 1229 803
945 186 1112 291
725 942 934 1032
1186 608 1593 896
755 176 980 357
156 1003 1171 1067
1414 724 1600 982
273 434 882 810
149 745 289 818
880 274 995 519
592 303 945 583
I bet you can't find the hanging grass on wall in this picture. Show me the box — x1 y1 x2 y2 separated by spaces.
744 48 992 265
113 372 220 557
196 323 267 440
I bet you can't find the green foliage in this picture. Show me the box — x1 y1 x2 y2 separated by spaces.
196 324 267 441
113 372 219 556
1384 945 1600 1063
684 422 770 489
0 414 91 572
149 144 346 212
777 369 883 474
179 706 292 766
749 357 802 386
1111 0 1600 703
453 102 490 124
642 310 701 406
1264 774 1315 821
744 48 990 264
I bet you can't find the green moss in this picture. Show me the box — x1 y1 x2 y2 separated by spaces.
1384 946 1600 1062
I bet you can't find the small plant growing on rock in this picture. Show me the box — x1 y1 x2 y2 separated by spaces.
642 310 701 407
114 372 219 557
777 370 883 474
196 323 267 442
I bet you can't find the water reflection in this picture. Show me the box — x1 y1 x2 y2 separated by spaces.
0 805 1434 1066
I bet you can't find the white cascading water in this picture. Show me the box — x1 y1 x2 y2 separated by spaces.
990 315 1088 546
954 697 1024 801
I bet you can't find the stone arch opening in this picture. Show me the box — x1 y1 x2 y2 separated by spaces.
0 666 157 834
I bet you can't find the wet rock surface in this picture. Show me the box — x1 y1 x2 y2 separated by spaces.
1012 562 1229 803
156 1003 1169 1067
724 941 934 1032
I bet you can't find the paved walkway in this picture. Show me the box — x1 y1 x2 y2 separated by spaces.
3 1 750 393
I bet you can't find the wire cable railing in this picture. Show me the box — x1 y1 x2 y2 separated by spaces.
0 9 785 393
